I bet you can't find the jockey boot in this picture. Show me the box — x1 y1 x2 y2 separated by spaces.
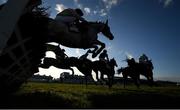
75 22 89 48
81 33 89 48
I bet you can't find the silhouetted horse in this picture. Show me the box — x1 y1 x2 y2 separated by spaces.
39 56 96 86
39 57 77 75
117 58 154 88
75 58 96 86
93 58 118 88
131 59 154 86
48 20 114 58
117 67 140 88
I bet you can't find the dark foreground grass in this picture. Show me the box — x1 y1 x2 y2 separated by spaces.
1 82 180 109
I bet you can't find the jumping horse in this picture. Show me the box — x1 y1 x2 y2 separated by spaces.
47 20 114 58
117 58 154 88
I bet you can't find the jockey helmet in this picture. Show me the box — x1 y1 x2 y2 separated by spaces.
75 8 84 16
103 49 107 53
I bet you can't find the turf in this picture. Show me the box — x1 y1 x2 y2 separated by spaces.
1 82 180 109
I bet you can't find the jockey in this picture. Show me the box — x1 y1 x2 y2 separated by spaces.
79 50 91 60
54 45 68 60
79 50 91 68
55 8 88 32
127 58 136 67
139 53 149 64
99 50 109 63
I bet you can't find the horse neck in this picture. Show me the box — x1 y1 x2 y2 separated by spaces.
68 57 79 66
89 22 105 33
109 60 116 69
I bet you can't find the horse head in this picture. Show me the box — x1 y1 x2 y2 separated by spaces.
110 58 118 67
101 20 114 40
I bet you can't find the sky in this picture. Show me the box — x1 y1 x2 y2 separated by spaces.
1 0 180 82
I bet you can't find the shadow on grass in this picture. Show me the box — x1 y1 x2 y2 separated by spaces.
1 89 180 109
0 91 75 109
88 93 180 109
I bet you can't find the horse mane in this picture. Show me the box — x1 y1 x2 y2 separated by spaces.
89 21 105 25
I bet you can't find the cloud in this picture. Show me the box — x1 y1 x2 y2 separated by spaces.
125 52 133 59
55 4 67 13
96 0 122 16
84 7 91 14
118 50 124 56
102 0 121 10
164 0 173 7
0 0 7 4
102 0 118 9
73 0 121 17
100 13 107 16
74 0 79 3
106 43 113 51
73 0 83 9
75 49 81 57
93 10 98 14
99 9 107 16
159 0 173 7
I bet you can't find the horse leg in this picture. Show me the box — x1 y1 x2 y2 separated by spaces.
90 74 97 85
108 75 113 89
87 69 96 86
147 73 154 87
92 40 105 58
39 58 50 68
111 75 114 88
150 71 154 86
100 73 107 85
91 45 98 55
39 63 50 68
85 74 94 87
123 75 127 88
135 78 140 88
64 67 74 76
136 75 140 88
69 67 74 76
85 75 88 88
94 70 101 85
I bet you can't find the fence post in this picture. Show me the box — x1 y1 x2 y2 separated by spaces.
0 0 30 50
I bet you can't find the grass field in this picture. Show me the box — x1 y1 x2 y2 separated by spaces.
1 82 180 109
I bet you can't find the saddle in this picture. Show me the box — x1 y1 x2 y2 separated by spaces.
68 24 80 33
68 22 88 33
66 21 83 33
